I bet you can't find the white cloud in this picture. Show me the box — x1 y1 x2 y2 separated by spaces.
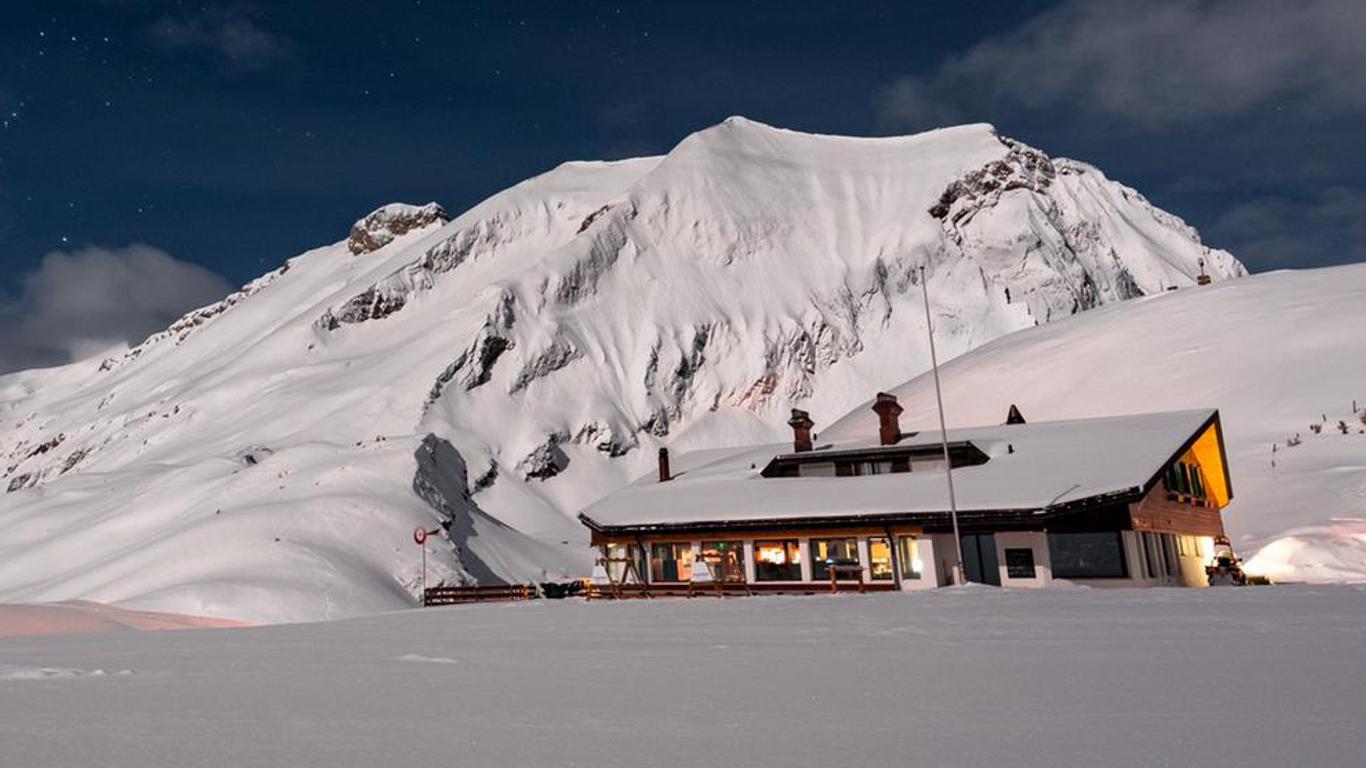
148 6 293 70
0 245 234 374
880 0 1366 131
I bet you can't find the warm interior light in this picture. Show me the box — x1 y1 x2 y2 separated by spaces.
1183 422 1230 508
756 545 787 564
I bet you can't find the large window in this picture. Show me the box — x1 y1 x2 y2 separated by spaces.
810 538 860 580
603 543 645 584
897 536 922 580
1142 533 1162 579
754 540 802 581
649 542 694 583
867 537 894 581
699 541 746 582
1164 462 1208 503
1048 532 1128 578
1161 534 1177 575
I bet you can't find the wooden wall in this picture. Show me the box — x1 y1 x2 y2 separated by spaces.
1129 483 1226 538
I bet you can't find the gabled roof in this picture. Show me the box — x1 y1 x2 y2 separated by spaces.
579 409 1225 532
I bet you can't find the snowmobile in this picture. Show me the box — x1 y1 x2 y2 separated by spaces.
1206 537 1249 586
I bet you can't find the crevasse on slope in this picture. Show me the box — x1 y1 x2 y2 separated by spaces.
825 264 1366 583
0 117 1243 622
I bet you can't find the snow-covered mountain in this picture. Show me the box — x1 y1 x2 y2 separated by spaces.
825 263 1366 584
0 117 1242 622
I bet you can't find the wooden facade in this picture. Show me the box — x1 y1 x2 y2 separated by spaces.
1129 482 1226 538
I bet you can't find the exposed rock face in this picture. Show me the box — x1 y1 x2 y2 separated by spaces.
347 202 451 255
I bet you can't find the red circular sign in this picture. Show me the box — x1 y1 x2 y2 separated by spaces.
413 527 428 546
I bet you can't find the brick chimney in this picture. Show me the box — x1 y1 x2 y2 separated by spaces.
872 392 904 446
787 409 814 453
658 447 672 482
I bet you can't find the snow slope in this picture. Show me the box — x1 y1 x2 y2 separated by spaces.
0 117 1241 622
1 587 1363 768
825 264 1366 582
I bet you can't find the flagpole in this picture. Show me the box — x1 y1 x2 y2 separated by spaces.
920 264 966 585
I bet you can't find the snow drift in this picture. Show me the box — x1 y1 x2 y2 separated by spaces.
825 264 1366 583
0 117 1241 622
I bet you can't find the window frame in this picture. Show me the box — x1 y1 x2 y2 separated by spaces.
1047 531 1129 579
698 540 746 582
753 539 803 582
897 535 922 580
866 537 894 581
809 537 861 581
1003 547 1037 579
648 542 694 583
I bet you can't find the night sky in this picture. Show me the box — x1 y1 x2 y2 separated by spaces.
2 1 1364 372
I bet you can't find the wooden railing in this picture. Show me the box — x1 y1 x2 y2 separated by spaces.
423 584 535 606
584 581 897 600
422 579 900 606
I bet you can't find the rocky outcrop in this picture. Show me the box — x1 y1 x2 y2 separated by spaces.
347 202 450 255
930 137 1056 226
321 217 504 331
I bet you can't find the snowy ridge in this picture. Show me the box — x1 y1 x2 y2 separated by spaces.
825 263 1366 583
0 117 1242 622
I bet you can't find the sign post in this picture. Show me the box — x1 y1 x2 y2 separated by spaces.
413 526 440 603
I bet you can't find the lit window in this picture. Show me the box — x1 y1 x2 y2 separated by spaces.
754 540 802 581
897 536 923 579
867 537 894 580
649 542 693 583
603 543 645 584
809 538 859 580
699 541 746 582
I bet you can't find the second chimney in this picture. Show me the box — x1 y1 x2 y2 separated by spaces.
872 392 904 446
658 447 672 482
787 408 814 453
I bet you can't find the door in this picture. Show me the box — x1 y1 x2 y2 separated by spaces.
960 533 1001 586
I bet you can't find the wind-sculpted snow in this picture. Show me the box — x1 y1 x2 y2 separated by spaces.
0 117 1245 621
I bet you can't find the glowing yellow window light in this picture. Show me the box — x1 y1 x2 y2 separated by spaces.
1181 421 1232 508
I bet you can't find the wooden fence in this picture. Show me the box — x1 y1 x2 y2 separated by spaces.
584 581 898 600
422 579 899 605
422 584 536 606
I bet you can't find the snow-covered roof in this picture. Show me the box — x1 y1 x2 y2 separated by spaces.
579 409 1220 530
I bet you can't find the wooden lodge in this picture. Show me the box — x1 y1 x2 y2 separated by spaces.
578 394 1233 591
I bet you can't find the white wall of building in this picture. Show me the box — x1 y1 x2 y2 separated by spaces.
900 536 937 591
992 531 1051 587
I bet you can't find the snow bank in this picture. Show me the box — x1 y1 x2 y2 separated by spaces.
0 587 1362 767
0 600 248 638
